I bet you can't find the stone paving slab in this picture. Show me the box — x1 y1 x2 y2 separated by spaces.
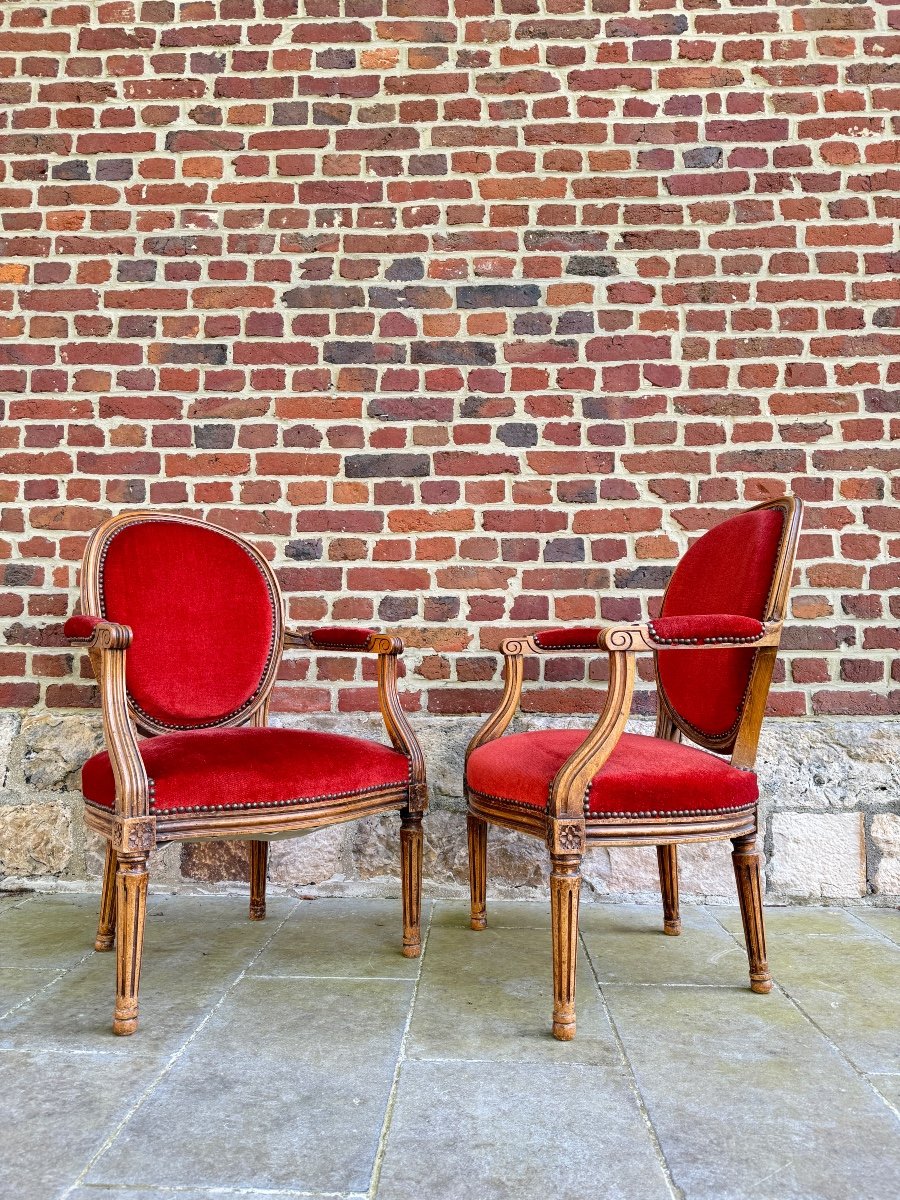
0 1048 162 1200
580 900 747 987
407 918 616 1065
603 983 900 1200
87 975 413 1196
375 1059 672 1200
252 896 426 980
0 896 296 1056
0 895 897 1200
851 906 900 946
715 905 900 1075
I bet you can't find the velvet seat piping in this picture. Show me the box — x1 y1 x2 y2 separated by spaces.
466 730 757 818
82 727 410 815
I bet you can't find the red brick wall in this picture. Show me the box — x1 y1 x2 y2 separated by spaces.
1 0 898 721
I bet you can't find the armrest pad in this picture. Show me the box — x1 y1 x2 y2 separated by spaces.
285 626 402 654
64 615 106 641
532 627 603 650
306 626 376 649
647 614 765 646
64 615 132 648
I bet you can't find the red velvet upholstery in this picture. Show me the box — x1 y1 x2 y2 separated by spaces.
82 727 410 814
64 614 106 640
307 626 376 650
467 730 757 817
533 627 603 650
647 614 764 646
657 506 785 742
98 519 277 729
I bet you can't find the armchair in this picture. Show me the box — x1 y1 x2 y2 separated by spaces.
65 512 427 1035
464 497 802 1040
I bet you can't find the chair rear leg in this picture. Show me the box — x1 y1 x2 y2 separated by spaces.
249 840 268 921
95 843 117 951
114 852 149 1036
731 834 772 994
400 811 423 958
467 812 488 930
657 843 681 935
550 850 582 1041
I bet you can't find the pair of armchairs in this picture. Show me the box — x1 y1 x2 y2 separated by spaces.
65 497 801 1039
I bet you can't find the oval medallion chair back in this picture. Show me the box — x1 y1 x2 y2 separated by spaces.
66 511 427 1036
464 496 802 1040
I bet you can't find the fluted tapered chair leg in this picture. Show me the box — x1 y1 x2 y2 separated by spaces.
732 834 772 994
249 840 268 921
400 811 423 958
113 853 149 1036
95 843 117 951
550 851 582 1041
657 843 681 935
467 812 488 931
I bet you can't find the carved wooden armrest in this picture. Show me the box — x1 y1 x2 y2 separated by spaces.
520 616 782 655
283 626 425 809
283 626 402 656
64 614 149 823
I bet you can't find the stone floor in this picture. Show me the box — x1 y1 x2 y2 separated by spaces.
0 892 897 1200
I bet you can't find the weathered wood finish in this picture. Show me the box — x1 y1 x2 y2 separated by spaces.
465 497 801 1039
467 813 488 931
71 511 428 1036
732 833 773 993
400 811 423 958
657 844 681 936
95 844 117 952
113 853 148 1036
248 841 268 922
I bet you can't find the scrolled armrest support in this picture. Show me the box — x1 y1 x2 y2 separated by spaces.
284 625 425 809
64 614 149 821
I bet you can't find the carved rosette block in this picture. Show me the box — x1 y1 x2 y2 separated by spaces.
546 818 586 857
732 835 772 994
400 813 423 958
111 816 156 855
249 840 268 921
467 813 488 931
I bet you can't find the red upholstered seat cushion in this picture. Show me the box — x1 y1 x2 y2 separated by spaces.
466 730 757 817
82 727 410 815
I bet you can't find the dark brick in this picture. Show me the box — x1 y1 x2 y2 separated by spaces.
344 454 431 478
497 423 538 448
544 539 585 563
457 284 541 309
614 565 673 590
195 424 235 449
411 341 495 365
385 258 425 282
683 146 722 168
378 596 418 621
565 255 618 277
285 538 323 561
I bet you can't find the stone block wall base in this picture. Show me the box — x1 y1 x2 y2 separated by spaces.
1 712 897 904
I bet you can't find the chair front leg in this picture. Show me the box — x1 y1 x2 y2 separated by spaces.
548 820 584 1041
400 810 423 958
731 833 772 994
657 843 681 935
95 843 117 951
467 812 488 930
249 840 268 921
114 851 149 1036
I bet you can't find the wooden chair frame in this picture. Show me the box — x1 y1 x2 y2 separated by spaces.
464 496 803 1040
69 511 427 1036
